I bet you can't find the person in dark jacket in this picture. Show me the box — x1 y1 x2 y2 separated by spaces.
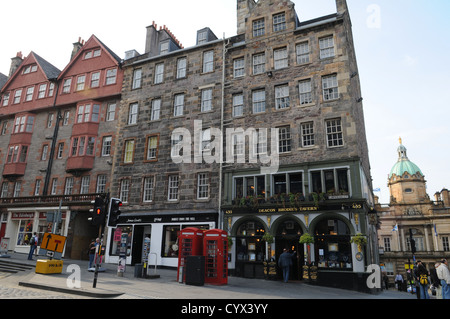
415 260 430 299
278 248 296 283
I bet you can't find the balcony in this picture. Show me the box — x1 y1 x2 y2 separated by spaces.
3 162 27 177
0 193 103 208
66 156 94 172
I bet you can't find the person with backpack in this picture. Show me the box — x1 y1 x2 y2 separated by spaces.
415 260 430 299
27 232 38 260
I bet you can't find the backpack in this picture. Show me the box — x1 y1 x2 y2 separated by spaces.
419 274 428 285
30 236 35 245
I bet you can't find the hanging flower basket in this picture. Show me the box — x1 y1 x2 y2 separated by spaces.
299 233 314 245
350 233 367 252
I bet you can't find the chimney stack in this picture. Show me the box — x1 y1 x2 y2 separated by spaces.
237 0 256 35
9 52 23 77
71 37 84 60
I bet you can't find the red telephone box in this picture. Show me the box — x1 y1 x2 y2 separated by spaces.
203 229 228 285
177 228 204 283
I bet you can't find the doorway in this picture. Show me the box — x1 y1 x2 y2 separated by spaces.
131 225 151 265
275 219 304 281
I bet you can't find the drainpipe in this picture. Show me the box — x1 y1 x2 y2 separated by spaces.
42 80 61 196
218 35 230 230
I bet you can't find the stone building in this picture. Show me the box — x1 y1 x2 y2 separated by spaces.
376 139 450 287
107 0 377 292
107 22 224 267
220 0 376 292
0 35 123 259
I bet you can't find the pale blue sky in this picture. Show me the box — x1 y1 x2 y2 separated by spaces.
1 0 448 203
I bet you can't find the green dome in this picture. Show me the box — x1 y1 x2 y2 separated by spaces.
389 141 423 178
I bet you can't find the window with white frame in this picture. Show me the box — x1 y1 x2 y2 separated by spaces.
201 128 211 153
296 42 310 64
38 84 47 99
80 176 90 194
275 85 290 110
95 175 106 194
173 94 184 117
146 135 158 160
13 115 34 133
201 88 212 112
51 178 58 195
233 94 244 117
278 126 291 153
101 136 112 156
34 179 41 196
143 176 155 202
326 118 343 147
151 99 161 121
177 57 187 79
203 51 214 73
273 13 286 32
47 113 54 128
128 103 138 125
25 87 34 101
57 142 64 158
120 179 130 203
154 63 164 84
106 103 116 121
234 58 245 78
252 53 265 75
64 177 74 195
106 68 117 85
300 122 315 147
132 68 142 89
63 111 70 125
13 182 21 197
76 75 86 91
254 129 267 155
299 79 313 105
91 72 100 88
253 18 265 37
62 79 71 94
443 237 449 252
252 89 266 113
197 173 209 199
168 175 179 201
171 134 184 158
41 144 49 161
76 104 100 123
13 89 22 103
384 237 391 252
1 182 8 198
319 36 335 59
232 133 244 156
274 47 288 70
160 40 169 55
2 92 10 106
322 74 339 101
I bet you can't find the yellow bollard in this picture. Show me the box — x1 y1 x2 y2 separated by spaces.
35 259 64 274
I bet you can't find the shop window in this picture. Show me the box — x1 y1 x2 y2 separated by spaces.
17 219 33 246
109 226 133 256
315 219 352 270
236 220 265 262
162 225 180 257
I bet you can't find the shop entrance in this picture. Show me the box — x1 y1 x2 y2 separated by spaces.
275 219 303 281
131 225 151 265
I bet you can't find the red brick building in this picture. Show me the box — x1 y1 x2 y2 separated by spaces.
0 35 123 259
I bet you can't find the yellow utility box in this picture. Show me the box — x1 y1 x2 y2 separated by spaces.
35 259 64 274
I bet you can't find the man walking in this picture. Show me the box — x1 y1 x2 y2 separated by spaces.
27 232 38 260
278 248 296 283
437 259 450 299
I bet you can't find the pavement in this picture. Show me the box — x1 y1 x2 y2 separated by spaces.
0 252 416 300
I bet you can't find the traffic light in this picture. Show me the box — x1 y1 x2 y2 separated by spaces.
108 198 122 227
91 197 105 226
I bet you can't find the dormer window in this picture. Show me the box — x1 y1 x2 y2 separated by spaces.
84 49 101 59
253 18 265 37
160 40 170 55
197 31 208 45
23 64 38 74
273 13 286 32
